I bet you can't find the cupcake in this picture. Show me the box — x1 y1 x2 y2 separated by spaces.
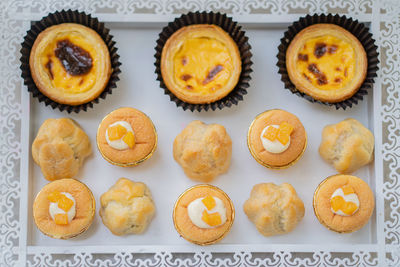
96 107 157 167
173 120 232 182
313 174 374 233
173 184 235 245
33 179 95 239
20 10 121 113
277 14 379 109
247 109 307 169
155 12 252 111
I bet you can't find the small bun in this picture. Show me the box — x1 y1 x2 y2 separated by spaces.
32 118 92 181
243 183 305 236
319 118 374 173
173 120 232 182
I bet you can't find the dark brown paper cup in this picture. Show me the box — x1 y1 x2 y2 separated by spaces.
277 13 379 110
154 11 253 112
20 10 121 113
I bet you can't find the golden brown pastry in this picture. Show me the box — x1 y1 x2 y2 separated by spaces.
173 184 235 245
29 23 111 105
161 24 241 104
173 120 232 182
286 24 367 103
319 118 374 173
243 183 305 236
32 118 92 181
33 179 95 239
313 174 374 233
247 109 307 169
99 178 155 235
97 107 157 167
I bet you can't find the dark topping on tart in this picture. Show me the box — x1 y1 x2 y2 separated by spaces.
55 39 93 76
334 78 342 83
203 65 223 85
328 45 338 54
302 73 311 82
181 57 188 66
335 67 342 71
79 79 84 85
298 54 308 61
344 68 348 77
308 63 327 85
314 43 327 58
181 74 192 81
185 85 193 90
45 59 54 80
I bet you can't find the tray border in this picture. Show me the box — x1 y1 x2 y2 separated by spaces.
0 0 399 266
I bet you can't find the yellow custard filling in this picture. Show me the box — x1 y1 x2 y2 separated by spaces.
41 33 97 94
173 37 233 94
296 35 355 90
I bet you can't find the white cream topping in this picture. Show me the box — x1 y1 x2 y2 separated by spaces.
187 197 227 229
49 192 76 223
260 125 290 154
105 121 134 150
330 188 360 216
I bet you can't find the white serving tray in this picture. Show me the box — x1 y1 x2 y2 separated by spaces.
2 1 400 266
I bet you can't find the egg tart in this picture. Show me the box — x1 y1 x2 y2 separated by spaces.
29 23 111 105
313 174 374 233
161 24 241 104
247 109 307 169
97 107 157 167
33 179 95 239
286 24 367 103
173 184 235 245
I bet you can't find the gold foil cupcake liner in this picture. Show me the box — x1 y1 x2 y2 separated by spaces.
172 184 235 246
247 109 307 170
96 107 157 167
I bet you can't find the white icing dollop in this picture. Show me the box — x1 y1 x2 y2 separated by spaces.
330 188 360 216
49 192 76 223
105 121 134 150
187 197 227 229
260 125 290 154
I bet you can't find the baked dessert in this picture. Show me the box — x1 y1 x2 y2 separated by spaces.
319 118 374 173
173 184 235 245
161 24 241 104
286 24 367 103
313 174 374 233
32 118 92 181
100 178 155 235
173 120 232 182
29 23 111 105
247 109 307 169
97 107 157 166
243 183 305 236
33 178 95 239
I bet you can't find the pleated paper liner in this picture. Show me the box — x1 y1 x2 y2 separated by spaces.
20 10 121 113
277 14 379 110
154 11 253 112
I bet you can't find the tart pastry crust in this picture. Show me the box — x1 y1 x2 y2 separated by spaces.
161 24 241 104
29 23 111 105
286 24 367 103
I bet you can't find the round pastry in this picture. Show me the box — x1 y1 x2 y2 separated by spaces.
313 174 374 233
247 109 307 169
29 23 111 105
243 183 305 236
32 118 92 181
319 118 374 173
173 184 235 245
97 107 157 167
173 120 232 182
286 24 367 103
33 179 95 239
161 24 241 104
100 178 155 235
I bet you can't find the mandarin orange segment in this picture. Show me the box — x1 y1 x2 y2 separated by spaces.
54 213 69 225
342 185 355 195
202 210 222 226
342 201 358 215
263 126 278 141
330 196 345 212
276 122 294 145
57 195 74 212
47 191 62 202
279 122 294 134
202 196 216 210
122 131 135 148
107 124 127 141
